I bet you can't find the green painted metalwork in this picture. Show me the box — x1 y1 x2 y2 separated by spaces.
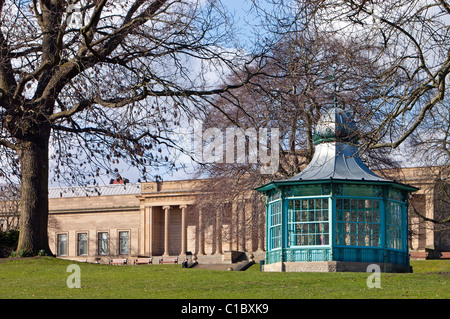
267 200 282 250
287 197 330 247
262 183 413 266
256 107 418 269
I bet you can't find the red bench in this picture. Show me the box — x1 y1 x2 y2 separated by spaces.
109 258 127 265
440 252 450 259
159 257 178 264
134 257 153 264
409 252 428 260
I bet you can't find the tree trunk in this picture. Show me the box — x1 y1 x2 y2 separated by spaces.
16 134 51 255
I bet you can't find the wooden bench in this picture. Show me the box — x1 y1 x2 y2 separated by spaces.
134 257 153 265
440 252 450 259
409 252 428 260
109 258 127 265
159 257 178 264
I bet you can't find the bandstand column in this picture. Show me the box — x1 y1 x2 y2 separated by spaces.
163 206 170 256
180 205 187 255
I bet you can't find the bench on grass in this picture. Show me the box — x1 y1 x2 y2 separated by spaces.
440 252 450 259
109 258 128 265
159 257 178 264
134 257 153 264
409 252 428 260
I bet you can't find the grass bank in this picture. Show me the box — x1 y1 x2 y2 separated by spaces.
0 257 448 299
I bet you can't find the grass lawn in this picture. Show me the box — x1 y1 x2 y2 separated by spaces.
0 257 448 299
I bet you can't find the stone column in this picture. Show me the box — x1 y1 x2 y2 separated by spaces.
257 210 265 252
425 190 435 250
163 206 170 256
238 201 245 252
198 209 205 255
215 207 223 255
139 206 145 255
231 201 237 251
140 205 153 256
180 205 187 255
410 216 420 250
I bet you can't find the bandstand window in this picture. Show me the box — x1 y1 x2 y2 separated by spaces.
268 200 282 249
288 198 329 246
386 201 404 250
336 198 380 247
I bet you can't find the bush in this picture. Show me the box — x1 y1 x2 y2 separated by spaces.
18 249 32 258
0 230 19 257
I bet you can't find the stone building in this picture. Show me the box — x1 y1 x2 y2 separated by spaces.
47 167 448 265
48 179 266 264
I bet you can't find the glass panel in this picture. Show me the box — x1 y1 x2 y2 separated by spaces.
336 198 381 247
77 233 87 256
57 234 67 256
293 185 322 196
287 197 330 247
98 232 108 255
119 231 130 255
322 184 331 195
344 185 374 197
386 201 404 250
268 201 282 250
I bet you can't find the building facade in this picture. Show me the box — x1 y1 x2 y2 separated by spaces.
46 166 448 265
48 179 266 264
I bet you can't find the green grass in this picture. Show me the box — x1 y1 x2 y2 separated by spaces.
0 257 448 299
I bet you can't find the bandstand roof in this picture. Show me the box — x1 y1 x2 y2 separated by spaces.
255 107 418 193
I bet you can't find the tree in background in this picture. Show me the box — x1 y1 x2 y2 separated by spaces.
193 0 450 248
192 19 398 247
0 0 259 255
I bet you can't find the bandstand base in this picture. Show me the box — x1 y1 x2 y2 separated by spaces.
262 261 412 273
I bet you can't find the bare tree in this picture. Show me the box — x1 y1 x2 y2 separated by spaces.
0 0 260 255
192 15 402 247
407 97 450 250
296 0 450 150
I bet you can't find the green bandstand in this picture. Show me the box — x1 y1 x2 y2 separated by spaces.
256 107 418 272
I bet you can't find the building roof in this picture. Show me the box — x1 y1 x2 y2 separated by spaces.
48 183 141 198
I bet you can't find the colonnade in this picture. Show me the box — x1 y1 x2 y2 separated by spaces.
139 202 265 257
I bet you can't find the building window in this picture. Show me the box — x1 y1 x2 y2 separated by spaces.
288 198 330 246
98 232 109 255
57 234 68 256
336 198 380 247
119 231 130 255
77 233 88 256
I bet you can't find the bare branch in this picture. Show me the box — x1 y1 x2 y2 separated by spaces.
0 138 17 151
